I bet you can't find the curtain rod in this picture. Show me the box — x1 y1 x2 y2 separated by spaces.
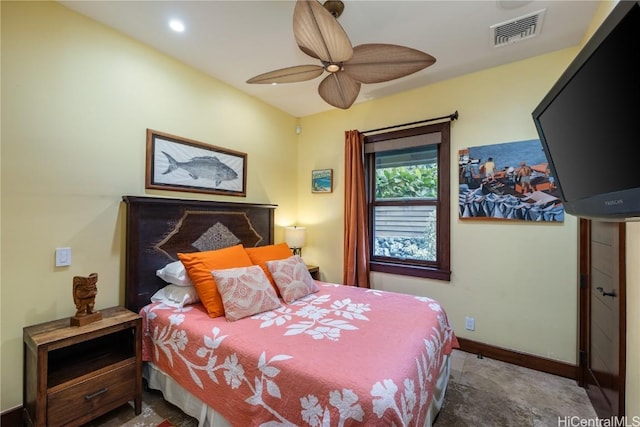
360 110 458 135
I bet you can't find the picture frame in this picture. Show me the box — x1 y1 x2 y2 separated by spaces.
458 139 564 222
146 129 247 197
312 169 333 193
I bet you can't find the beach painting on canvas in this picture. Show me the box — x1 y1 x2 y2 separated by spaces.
458 139 564 222
312 169 333 193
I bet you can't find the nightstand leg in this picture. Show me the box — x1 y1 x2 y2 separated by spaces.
134 396 142 415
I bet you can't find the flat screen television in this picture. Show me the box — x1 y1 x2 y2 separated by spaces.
532 0 640 221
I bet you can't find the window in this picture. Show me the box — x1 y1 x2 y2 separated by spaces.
365 122 450 281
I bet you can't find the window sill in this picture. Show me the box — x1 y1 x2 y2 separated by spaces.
370 261 451 281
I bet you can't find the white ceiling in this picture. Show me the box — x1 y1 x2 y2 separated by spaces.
59 0 600 117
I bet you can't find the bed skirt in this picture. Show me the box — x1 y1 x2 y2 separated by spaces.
143 353 452 427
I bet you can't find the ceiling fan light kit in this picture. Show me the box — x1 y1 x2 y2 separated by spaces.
246 0 436 110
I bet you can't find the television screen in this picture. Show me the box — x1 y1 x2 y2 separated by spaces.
532 1 640 220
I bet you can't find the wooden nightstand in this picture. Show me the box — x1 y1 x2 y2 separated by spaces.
307 265 320 280
23 306 142 427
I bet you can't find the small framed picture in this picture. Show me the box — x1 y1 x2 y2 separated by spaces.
312 169 333 193
146 129 247 197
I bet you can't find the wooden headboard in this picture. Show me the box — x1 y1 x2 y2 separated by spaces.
122 196 276 313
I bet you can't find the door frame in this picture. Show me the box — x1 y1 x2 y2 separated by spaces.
578 218 626 416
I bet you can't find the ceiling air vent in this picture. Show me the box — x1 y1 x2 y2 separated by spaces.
490 9 546 47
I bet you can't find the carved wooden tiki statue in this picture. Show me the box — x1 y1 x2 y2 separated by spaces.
73 273 98 317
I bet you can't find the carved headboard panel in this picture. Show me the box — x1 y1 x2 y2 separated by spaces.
122 196 276 313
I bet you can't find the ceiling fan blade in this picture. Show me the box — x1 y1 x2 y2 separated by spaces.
246 65 324 84
342 44 436 84
317 71 361 109
293 0 353 63
299 45 320 60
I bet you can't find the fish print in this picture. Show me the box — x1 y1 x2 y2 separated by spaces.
162 151 238 186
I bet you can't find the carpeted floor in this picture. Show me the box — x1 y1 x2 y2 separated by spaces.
90 350 596 426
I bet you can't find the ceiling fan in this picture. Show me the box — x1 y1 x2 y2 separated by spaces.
246 0 436 110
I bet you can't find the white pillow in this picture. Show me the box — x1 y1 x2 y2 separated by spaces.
156 260 192 286
150 285 200 308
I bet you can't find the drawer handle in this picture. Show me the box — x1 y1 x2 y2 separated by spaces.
85 387 108 400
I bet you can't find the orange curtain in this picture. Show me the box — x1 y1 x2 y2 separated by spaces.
343 130 370 288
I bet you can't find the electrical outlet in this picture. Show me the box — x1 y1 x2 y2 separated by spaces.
465 316 475 331
55 247 72 267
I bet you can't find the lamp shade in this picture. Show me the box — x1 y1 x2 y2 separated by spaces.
284 226 306 249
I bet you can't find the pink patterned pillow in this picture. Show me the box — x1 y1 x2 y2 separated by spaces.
211 265 281 321
265 255 319 303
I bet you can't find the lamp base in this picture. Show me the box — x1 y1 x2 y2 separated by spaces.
291 247 302 256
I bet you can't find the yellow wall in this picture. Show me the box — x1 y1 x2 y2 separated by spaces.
298 49 580 362
1 1 298 411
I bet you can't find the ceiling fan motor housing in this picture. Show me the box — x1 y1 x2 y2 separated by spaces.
323 62 342 73
323 0 344 18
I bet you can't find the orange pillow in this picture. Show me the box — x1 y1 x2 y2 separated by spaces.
178 245 253 318
245 243 293 295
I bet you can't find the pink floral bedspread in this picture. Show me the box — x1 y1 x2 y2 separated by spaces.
141 282 458 426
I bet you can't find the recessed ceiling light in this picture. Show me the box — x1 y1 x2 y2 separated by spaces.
169 19 185 32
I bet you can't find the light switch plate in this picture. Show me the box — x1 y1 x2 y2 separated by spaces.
465 316 475 331
55 247 72 267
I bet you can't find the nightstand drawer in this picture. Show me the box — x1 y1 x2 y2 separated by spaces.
47 359 136 426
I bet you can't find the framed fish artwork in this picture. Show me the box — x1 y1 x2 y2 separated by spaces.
146 129 247 197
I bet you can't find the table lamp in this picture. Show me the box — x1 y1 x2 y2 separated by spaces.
284 226 306 256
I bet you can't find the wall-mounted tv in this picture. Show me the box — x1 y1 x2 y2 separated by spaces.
532 0 640 221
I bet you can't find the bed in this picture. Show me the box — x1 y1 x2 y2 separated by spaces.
123 195 458 427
